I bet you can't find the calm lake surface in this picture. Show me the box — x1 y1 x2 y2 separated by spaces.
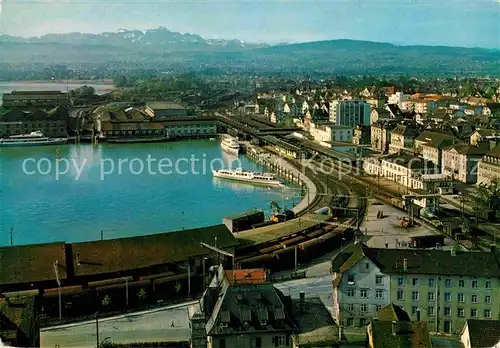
0 140 301 246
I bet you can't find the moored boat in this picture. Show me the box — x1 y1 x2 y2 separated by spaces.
0 131 67 147
221 134 240 155
212 168 284 186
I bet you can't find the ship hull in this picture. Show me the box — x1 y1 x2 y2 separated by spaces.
212 170 283 186
221 142 240 155
0 138 68 147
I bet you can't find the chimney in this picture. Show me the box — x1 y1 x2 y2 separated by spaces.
402 258 408 271
392 321 397 336
76 252 81 265
490 245 496 253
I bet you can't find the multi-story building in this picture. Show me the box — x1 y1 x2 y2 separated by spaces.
145 101 187 118
353 125 371 145
332 243 500 334
387 92 409 106
190 268 295 348
362 153 447 193
309 123 353 144
388 124 420 154
2 90 70 109
370 107 392 125
333 100 371 127
478 145 500 185
370 120 399 153
414 131 458 168
0 107 68 137
442 143 489 184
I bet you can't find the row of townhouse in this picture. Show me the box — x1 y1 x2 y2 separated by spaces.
331 242 500 335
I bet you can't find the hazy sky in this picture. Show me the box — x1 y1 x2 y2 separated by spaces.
1 0 499 48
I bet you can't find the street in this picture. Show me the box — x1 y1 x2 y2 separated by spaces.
41 303 198 348
40 273 334 348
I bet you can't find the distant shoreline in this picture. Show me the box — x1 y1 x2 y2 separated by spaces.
1 79 115 85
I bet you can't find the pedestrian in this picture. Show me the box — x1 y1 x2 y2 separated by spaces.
171 321 175 327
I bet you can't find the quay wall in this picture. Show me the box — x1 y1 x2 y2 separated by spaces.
245 144 317 215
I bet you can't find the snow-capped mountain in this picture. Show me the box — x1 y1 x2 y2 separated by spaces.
0 27 267 51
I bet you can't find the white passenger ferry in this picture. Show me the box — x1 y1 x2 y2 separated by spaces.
212 168 284 186
0 131 68 147
220 134 240 155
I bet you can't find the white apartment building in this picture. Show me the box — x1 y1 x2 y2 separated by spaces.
388 92 409 105
332 243 500 334
309 123 353 143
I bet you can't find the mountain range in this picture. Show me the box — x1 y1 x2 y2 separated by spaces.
1 27 500 76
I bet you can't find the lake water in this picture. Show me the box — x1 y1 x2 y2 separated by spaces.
0 140 301 246
0 81 114 106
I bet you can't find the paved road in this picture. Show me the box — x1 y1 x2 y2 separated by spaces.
41 303 198 348
41 273 334 348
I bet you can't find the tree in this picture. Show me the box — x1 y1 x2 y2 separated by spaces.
476 178 500 212
101 295 112 308
137 288 147 301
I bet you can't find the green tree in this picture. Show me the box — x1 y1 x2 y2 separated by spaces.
102 295 112 308
476 178 500 212
137 288 147 301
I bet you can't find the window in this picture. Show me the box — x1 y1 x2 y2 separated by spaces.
360 304 368 312
347 304 355 312
458 308 464 317
444 293 451 302
398 277 404 286
472 295 478 303
346 318 354 326
274 335 286 347
485 295 492 304
412 278 419 286
428 307 434 316
360 289 368 298
428 278 435 287
397 290 404 301
220 339 226 348
376 304 382 312
256 337 262 348
347 289 355 297
472 280 478 288
458 280 465 287
412 306 418 315
376 290 383 299
486 281 492 289
444 307 451 316
360 318 367 326
485 309 491 318
445 279 451 288
471 309 478 318
428 292 435 301
376 275 384 285
458 293 465 303
412 291 419 301
347 275 355 284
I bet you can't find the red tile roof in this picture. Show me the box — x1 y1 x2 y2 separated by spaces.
224 269 267 285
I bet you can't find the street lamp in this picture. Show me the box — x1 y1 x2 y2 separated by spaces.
53 261 62 321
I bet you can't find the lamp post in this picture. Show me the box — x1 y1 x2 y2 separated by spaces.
53 261 62 321
9 227 13 246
